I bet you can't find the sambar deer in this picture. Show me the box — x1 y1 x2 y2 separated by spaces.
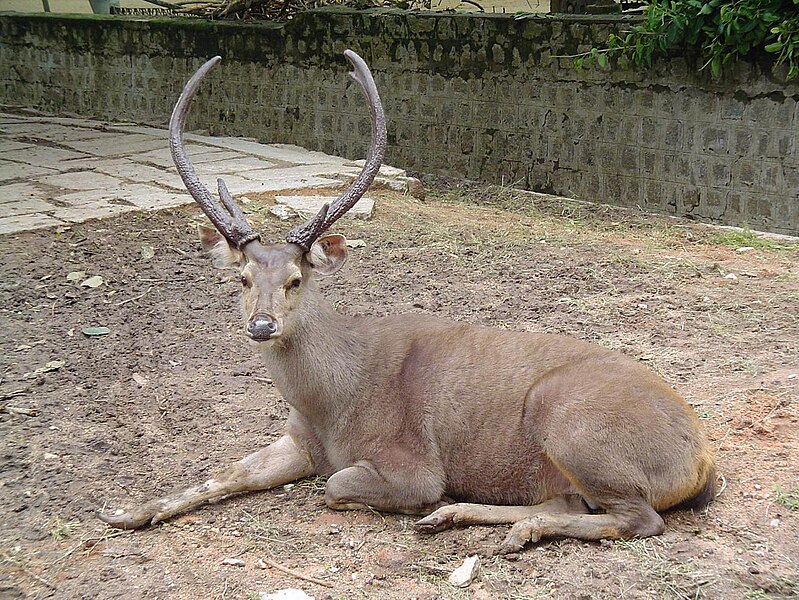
99 51 716 553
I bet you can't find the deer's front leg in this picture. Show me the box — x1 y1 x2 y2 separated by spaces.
324 460 447 516
98 434 315 529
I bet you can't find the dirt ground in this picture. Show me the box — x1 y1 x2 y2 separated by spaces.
1 180 797 600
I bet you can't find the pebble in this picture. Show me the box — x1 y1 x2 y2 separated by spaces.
259 589 314 600
448 555 480 588
222 558 245 567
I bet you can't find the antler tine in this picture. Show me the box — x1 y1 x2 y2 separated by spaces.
170 57 260 249
286 50 386 251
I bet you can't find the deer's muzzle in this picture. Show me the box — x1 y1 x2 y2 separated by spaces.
246 314 278 341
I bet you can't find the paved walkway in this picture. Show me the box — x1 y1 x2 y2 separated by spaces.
0 111 417 235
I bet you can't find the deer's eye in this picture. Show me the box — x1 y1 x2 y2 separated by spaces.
288 278 301 290
240 275 250 287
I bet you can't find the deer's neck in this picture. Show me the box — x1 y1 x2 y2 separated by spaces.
259 288 367 422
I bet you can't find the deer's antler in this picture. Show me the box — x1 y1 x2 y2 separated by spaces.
285 50 387 250
170 50 385 252
170 56 261 250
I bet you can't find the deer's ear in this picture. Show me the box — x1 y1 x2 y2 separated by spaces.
198 224 243 268
306 234 348 277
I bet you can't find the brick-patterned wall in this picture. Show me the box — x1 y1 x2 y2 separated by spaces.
1 11 797 234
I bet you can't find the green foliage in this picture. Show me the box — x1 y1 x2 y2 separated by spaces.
774 485 799 510
579 0 799 80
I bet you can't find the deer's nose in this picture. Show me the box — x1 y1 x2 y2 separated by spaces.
247 315 277 340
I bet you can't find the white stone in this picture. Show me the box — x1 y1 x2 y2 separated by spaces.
448 555 480 588
275 195 373 220
269 205 295 220
259 589 314 600
221 558 246 567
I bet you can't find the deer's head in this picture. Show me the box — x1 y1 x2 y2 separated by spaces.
170 51 386 343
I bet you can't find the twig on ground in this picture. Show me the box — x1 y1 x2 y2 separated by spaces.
260 555 334 588
115 286 153 306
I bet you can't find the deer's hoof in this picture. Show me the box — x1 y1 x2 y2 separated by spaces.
497 518 542 554
414 512 454 534
96 509 152 530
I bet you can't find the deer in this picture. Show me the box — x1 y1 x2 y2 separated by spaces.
98 50 716 554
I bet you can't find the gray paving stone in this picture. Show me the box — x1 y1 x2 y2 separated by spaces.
275 195 374 220
186 135 344 165
345 160 408 178
94 159 186 190
0 213 65 234
0 182 44 204
189 156 278 174
132 146 241 168
0 140 34 153
61 134 167 157
0 160 59 182
242 164 353 182
0 146 89 169
0 112 408 236
56 183 188 210
226 175 343 194
50 201 140 224
37 171 124 191
0 197 55 217
104 123 171 138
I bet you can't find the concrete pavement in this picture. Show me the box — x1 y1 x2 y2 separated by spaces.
0 110 419 235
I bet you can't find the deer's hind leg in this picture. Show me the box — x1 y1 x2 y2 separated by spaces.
498 497 665 553
415 495 589 533
98 434 315 529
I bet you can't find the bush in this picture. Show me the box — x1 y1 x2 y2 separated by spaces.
577 0 799 80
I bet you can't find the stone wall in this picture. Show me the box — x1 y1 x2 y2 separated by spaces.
1 11 797 234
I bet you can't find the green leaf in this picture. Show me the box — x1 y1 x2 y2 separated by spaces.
81 326 111 336
597 53 608 68
711 55 722 77
764 42 783 53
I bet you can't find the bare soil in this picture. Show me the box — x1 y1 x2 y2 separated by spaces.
1 182 797 600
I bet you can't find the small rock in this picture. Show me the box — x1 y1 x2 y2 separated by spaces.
259 589 314 600
346 239 367 249
724 273 738 280
448 555 480 588
269 205 295 221
256 558 268 569
769 518 780 527
735 246 755 252
222 558 245 567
